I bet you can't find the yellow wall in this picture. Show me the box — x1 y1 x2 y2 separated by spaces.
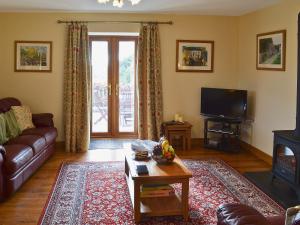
2 1 296 155
237 0 300 155
0 13 238 141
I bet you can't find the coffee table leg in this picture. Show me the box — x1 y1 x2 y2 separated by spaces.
134 180 141 223
182 179 189 221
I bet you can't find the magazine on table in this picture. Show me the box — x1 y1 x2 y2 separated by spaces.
131 139 157 153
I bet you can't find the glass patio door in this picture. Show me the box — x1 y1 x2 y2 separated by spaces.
90 36 137 138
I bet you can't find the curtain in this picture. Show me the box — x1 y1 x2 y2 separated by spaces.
64 23 91 152
137 24 163 141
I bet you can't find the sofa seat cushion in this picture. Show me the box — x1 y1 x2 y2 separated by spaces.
4 144 34 176
7 135 46 155
22 127 57 145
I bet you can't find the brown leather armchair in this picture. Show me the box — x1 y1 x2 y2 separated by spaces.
217 203 285 225
0 98 57 201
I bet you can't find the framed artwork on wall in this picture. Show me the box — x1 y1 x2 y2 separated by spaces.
15 41 52 72
176 40 214 72
256 30 286 71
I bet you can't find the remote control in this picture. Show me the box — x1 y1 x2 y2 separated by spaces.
136 165 149 175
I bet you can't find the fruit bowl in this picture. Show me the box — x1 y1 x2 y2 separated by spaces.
152 137 175 164
152 153 175 164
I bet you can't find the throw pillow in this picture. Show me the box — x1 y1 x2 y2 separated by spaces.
3 110 21 139
293 219 300 225
0 114 9 145
11 106 35 132
286 205 300 225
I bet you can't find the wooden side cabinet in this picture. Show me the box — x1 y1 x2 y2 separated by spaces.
161 122 192 150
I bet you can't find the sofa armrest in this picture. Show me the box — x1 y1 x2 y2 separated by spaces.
32 113 54 127
217 203 271 225
267 216 285 225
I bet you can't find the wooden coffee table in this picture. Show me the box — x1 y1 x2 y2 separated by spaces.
124 150 192 222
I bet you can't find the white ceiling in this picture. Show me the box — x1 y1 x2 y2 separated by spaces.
0 0 280 16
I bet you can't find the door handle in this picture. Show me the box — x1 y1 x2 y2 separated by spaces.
108 84 112 96
116 84 119 96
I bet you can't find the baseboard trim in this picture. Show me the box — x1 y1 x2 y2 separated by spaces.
240 141 272 165
55 141 65 150
191 138 272 165
191 138 203 148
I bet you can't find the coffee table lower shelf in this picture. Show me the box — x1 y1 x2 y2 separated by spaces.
140 194 182 216
125 175 187 222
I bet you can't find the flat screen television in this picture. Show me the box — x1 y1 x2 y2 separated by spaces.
201 87 247 120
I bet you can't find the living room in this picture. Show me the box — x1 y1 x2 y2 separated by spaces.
0 0 299 224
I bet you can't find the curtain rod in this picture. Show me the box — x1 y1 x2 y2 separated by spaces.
57 20 173 25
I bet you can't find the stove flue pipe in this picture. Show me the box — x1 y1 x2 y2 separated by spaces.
295 12 300 136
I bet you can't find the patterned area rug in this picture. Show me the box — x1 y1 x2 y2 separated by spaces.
38 160 284 225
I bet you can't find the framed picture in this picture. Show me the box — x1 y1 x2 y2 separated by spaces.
176 40 214 72
256 30 286 71
15 41 52 72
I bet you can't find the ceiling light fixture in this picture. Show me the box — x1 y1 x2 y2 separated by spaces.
97 0 141 8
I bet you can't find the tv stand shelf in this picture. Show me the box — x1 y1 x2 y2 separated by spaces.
207 125 236 135
203 117 242 151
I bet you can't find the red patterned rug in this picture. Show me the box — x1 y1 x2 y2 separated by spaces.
38 160 284 225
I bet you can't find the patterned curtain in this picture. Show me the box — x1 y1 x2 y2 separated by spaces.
137 24 163 141
64 23 91 152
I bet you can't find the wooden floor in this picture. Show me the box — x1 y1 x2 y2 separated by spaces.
0 143 271 225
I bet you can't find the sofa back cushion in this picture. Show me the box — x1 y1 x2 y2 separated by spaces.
0 114 9 144
0 98 21 113
3 110 21 139
11 106 35 132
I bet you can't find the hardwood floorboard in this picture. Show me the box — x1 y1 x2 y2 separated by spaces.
0 144 271 225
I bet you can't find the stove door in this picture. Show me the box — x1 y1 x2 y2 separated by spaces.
273 144 296 184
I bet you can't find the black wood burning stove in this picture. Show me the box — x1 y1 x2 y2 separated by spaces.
272 131 300 195
272 13 300 197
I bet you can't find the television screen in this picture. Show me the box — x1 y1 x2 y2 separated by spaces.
201 87 247 120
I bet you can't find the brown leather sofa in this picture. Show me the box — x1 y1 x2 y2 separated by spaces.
0 97 57 201
217 203 285 225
